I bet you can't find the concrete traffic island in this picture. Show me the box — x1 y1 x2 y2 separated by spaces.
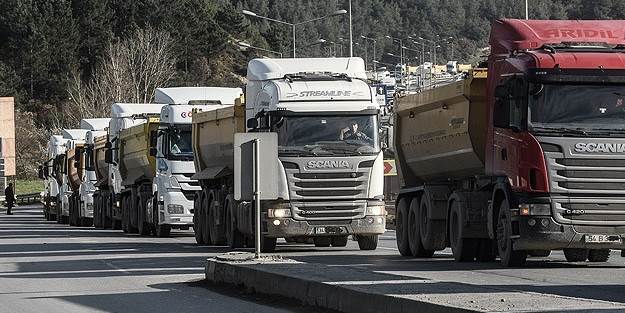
205 252 625 313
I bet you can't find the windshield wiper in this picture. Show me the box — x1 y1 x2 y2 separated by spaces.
531 126 589 137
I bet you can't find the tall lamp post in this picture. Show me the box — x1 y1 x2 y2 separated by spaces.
242 9 347 58
237 41 283 58
361 35 377 76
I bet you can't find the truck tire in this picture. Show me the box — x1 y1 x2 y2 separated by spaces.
449 200 478 262
137 196 150 236
496 201 527 267
357 235 378 250
225 195 244 248
419 195 446 251
193 192 206 245
331 236 349 247
128 190 139 233
208 194 225 245
155 224 171 237
314 237 331 247
200 190 211 244
93 198 101 228
588 249 610 262
121 195 129 233
395 198 411 256
409 197 434 257
564 248 589 262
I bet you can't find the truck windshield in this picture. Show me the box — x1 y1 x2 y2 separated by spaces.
165 126 193 160
529 84 625 132
273 115 380 156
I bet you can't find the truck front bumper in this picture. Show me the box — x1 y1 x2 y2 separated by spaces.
266 215 386 238
159 190 194 225
513 215 625 250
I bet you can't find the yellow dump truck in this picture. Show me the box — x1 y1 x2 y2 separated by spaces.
117 117 159 235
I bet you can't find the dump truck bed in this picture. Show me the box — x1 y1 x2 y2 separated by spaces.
66 145 85 192
191 99 245 181
93 134 109 188
394 70 488 187
118 117 159 186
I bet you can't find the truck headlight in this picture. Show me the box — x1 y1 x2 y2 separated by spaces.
167 204 184 214
517 203 551 216
366 205 386 216
268 208 291 218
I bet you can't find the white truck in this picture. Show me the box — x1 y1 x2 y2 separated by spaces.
112 88 239 237
192 57 386 251
58 129 90 224
41 135 65 221
74 118 110 226
94 103 164 230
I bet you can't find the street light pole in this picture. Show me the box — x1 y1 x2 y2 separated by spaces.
242 9 347 58
361 35 377 77
525 0 529 20
237 41 283 58
349 0 353 57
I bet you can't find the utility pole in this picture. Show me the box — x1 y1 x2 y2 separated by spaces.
349 0 353 57
525 0 529 20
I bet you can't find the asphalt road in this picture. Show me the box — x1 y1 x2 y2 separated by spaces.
0 205 329 313
2 204 625 312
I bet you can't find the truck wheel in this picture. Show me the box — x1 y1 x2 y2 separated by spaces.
331 236 349 247
200 191 211 244
395 198 411 256
496 201 527 267
193 192 205 244
137 197 150 236
449 200 478 262
419 195 446 251
82 217 93 227
121 195 129 233
357 235 378 250
225 195 244 248
409 197 434 257
314 237 331 247
261 236 277 253
476 239 497 262
529 250 551 257
564 248 589 262
588 249 610 262
93 198 101 228
208 194 225 245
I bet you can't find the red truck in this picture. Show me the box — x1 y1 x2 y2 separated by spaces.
394 19 625 266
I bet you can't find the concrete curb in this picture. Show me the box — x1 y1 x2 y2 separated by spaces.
205 257 480 313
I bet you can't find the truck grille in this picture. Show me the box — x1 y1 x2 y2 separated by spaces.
543 144 625 226
290 201 367 220
283 157 373 220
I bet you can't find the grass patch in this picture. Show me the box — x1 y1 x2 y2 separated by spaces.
14 179 44 195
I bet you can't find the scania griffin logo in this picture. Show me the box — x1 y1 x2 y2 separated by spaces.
306 160 350 169
574 142 625 153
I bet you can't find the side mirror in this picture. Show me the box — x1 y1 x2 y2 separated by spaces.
38 166 45 179
74 149 81 161
150 130 158 147
104 149 114 164
149 147 158 157
105 141 112 149
43 165 50 178
247 118 258 129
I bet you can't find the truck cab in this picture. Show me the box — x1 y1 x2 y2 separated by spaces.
487 19 625 263
245 57 386 249
42 135 65 221
59 129 89 224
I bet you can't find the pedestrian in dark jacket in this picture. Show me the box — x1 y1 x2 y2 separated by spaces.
5 183 14 215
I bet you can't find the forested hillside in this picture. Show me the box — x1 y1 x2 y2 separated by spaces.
2 0 625 177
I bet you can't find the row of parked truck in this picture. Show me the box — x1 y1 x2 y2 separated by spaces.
39 18 625 266
39 57 387 252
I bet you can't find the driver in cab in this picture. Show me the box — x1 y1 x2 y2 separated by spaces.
340 120 372 141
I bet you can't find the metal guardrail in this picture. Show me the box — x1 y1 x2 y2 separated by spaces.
2 192 41 205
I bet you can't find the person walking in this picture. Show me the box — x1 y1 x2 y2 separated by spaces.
5 182 14 215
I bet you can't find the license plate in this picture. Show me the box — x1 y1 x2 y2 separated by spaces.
585 234 621 244
315 227 344 235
